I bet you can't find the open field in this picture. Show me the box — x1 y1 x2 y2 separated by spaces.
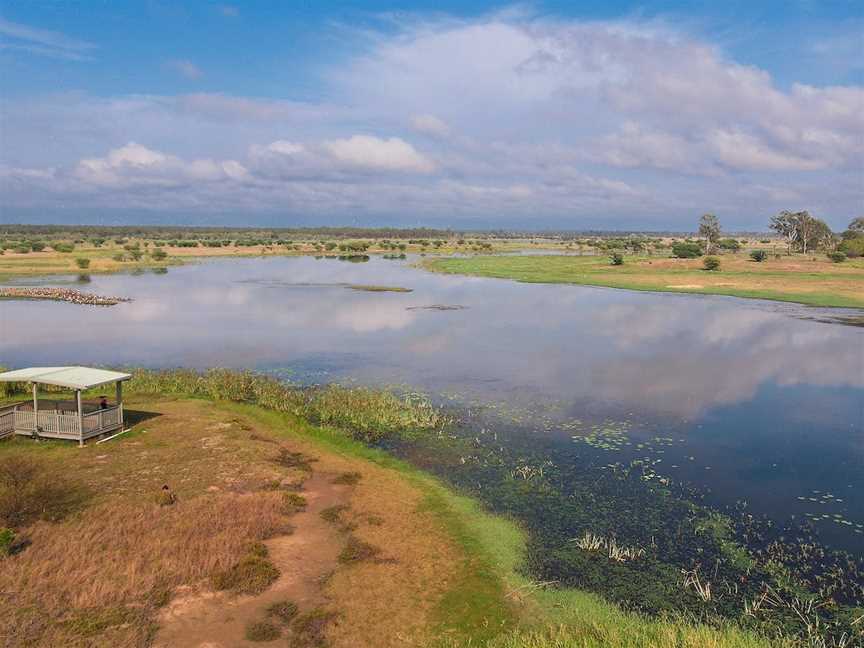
0 375 788 648
425 253 864 309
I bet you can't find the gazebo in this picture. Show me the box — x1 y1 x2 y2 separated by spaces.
0 367 131 446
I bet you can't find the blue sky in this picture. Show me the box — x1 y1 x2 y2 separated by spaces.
1 1 861 229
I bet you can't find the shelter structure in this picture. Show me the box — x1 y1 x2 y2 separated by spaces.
0 367 131 445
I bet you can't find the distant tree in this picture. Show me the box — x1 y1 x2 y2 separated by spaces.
609 252 624 266
769 211 798 253
698 214 721 253
769 210 824 254
672 241 703 258
750 250 768 262
849 217 864 233
810 219 835 252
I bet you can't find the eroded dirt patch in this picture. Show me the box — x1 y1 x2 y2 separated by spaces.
154 471 349 647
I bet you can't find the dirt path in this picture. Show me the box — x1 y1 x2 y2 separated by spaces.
154 471 351 647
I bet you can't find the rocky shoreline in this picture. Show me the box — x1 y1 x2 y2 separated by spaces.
0 287 132 306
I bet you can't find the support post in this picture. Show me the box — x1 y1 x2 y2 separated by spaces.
77 389 83 447
116 381 123 428
32 382 39 436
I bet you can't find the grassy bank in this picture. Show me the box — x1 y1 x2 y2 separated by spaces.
0 369 787 647
424 254 864 309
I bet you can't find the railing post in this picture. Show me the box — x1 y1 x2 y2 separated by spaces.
77 390 84 447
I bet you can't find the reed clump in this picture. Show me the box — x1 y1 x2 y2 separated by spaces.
128 368 450 442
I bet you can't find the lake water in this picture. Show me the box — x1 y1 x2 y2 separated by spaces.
1 255 862 554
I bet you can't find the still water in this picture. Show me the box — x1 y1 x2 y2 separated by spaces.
1 255 862 552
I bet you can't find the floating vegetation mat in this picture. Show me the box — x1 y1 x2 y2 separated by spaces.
406 304 468 311
0 287 131 306
236 280 412 293
379 396 864 645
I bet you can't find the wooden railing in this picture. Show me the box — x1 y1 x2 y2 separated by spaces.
13 410 81 438
82 406 122 436
0 408 14 439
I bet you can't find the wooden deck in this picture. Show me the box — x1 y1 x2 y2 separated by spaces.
0 400 123 442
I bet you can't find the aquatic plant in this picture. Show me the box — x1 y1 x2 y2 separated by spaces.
127 368 451 443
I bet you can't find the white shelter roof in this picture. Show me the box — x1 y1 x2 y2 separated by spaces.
0 367 131 390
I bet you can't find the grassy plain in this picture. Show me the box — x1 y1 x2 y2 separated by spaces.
0 374 784 648
425 253 864 308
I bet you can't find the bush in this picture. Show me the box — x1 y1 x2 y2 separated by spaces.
0 527 14 556
244 620 281 642
266 600 299 623
839 237 864 258
14 245 30 254
211 553 280 594
0 456 85 527
750 250 768 262
53 242 75 253
718 238 741 252
150 248 167 260
609 252 624 266
827 251 847 263
29 242 45 252
702 256 721 271
112 253 127 262
671 242 703 258
75 258 91 269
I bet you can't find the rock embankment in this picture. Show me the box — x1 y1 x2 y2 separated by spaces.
0 287 132 306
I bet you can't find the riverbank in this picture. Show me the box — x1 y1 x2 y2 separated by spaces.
0 373 782 647
423 254 864 309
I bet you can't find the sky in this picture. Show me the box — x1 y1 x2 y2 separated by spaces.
0 1 862 231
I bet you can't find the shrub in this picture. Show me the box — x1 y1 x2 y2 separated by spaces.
14 245 30 254
245 620 281 642
702 256 721 271
609 252 624 266
211 553 280 594
150 248 167 260
266 599 299 623
53 242 75 253
839 237 864 258
281 492 307 514
112 253 127 262
332 472 361 485
75 258 91 269
0 527 14 556
0 456 85 527
750 250 768 262
718 238 741 252
29 242 45 252
338 535 381 563
292 609 337 646
671 242 703 258
827 251 847 263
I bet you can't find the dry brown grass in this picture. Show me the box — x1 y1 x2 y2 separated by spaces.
0 493 285 646
0 398 467 648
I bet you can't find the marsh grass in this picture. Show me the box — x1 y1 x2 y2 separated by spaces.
128 368 450 442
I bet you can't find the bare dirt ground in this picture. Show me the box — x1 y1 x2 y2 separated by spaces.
154 472 349 648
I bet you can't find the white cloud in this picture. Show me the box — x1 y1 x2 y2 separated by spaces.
166 59 203 80
411 114 450 137
1 11 862 227
0 18 95 61
322 135 435 173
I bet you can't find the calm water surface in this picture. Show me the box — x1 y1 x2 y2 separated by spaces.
1 256 862 551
